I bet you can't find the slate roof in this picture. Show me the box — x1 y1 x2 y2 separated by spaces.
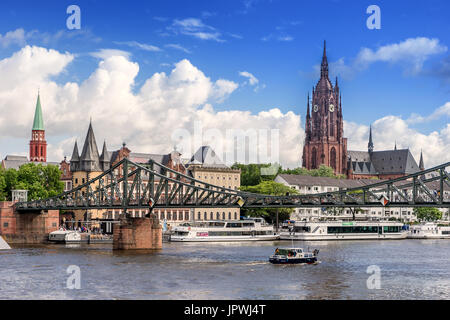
1 155 29 170
370 149 420 175
187 146 227 168
1 155 58 170
348 149 420 176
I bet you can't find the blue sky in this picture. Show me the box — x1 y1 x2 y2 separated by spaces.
0 0 449 167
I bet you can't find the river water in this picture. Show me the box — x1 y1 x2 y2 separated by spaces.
1 239 450 299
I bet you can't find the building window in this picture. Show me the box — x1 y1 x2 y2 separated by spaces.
234 212 237 220
228 212 231 220
3 222 8 228
216 212 220 220
173 211 177 221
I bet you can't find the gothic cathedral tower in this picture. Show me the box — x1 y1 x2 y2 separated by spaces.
29 92 47 162
302 41 348 174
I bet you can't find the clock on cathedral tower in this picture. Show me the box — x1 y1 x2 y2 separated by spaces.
302 41 348 175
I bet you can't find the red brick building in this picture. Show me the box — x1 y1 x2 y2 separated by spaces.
302 41 348 175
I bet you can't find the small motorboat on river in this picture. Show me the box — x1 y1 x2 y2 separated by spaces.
269 247 319 264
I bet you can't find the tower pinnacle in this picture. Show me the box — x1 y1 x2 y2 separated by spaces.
368 125 374 154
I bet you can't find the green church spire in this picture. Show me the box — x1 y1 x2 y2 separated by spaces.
32 92 45 131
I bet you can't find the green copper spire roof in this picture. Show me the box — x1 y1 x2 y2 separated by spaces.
32 93 45 131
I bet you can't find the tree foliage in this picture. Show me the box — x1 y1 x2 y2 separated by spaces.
240 180 298 223
281 164 346 179
414 207 442 222
232 163 344 187
0 163 64 201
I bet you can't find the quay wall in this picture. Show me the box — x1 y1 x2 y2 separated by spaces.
0 201 59 244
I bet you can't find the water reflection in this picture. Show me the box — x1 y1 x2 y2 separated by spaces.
1 240 450 299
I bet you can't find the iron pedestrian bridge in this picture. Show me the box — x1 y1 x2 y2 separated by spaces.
15 159 450 212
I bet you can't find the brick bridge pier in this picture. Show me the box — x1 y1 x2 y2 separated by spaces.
0 201 59 244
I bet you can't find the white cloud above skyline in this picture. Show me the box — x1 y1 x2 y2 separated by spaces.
0 45 448 169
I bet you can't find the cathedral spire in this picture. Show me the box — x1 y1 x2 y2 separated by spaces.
368 125 374 154
320 40 328 79
306 93 310 118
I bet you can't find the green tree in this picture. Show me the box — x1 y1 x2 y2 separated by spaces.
0 163 64 201
240 180 298 224
414 207 442 222
281 164 346 179
0 169 7 201
231 163 281 186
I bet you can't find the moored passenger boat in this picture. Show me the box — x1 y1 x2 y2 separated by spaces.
407 223 450 239
48 230 83 243
170 218 278 242
269 247 319 264
279 220 407 240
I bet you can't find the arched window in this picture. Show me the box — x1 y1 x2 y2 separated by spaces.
312 147 317 169
330 147 337 170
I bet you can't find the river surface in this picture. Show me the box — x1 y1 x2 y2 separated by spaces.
1 239 450 299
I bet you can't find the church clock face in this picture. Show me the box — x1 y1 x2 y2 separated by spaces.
313 105 319 112
329 104 335 112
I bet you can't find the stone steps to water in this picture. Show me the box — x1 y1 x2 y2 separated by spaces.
0 235 11 250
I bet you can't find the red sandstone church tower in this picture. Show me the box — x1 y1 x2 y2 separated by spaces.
302 41 348 174
29 92 47 162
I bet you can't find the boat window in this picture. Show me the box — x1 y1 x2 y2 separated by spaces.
226 222 242 228
294 226 310 232
327 226 380 234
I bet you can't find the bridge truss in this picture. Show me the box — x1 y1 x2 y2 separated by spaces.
15 159 450 212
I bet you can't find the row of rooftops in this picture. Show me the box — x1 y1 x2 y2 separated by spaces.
276 173 449 192
67 121 233 175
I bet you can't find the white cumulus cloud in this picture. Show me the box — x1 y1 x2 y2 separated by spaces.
0 46 302 168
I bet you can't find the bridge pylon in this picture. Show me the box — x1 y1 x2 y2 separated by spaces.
113 212 162 250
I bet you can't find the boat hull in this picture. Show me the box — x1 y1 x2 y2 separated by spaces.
170 235 280 242
269 257 318 264
279 232 408 241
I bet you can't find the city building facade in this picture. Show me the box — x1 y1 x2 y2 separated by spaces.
186 146 241 221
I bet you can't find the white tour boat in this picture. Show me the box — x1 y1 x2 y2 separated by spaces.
279 220 407 240
170 218 279 242
407 222 450 239
48 230 83 243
